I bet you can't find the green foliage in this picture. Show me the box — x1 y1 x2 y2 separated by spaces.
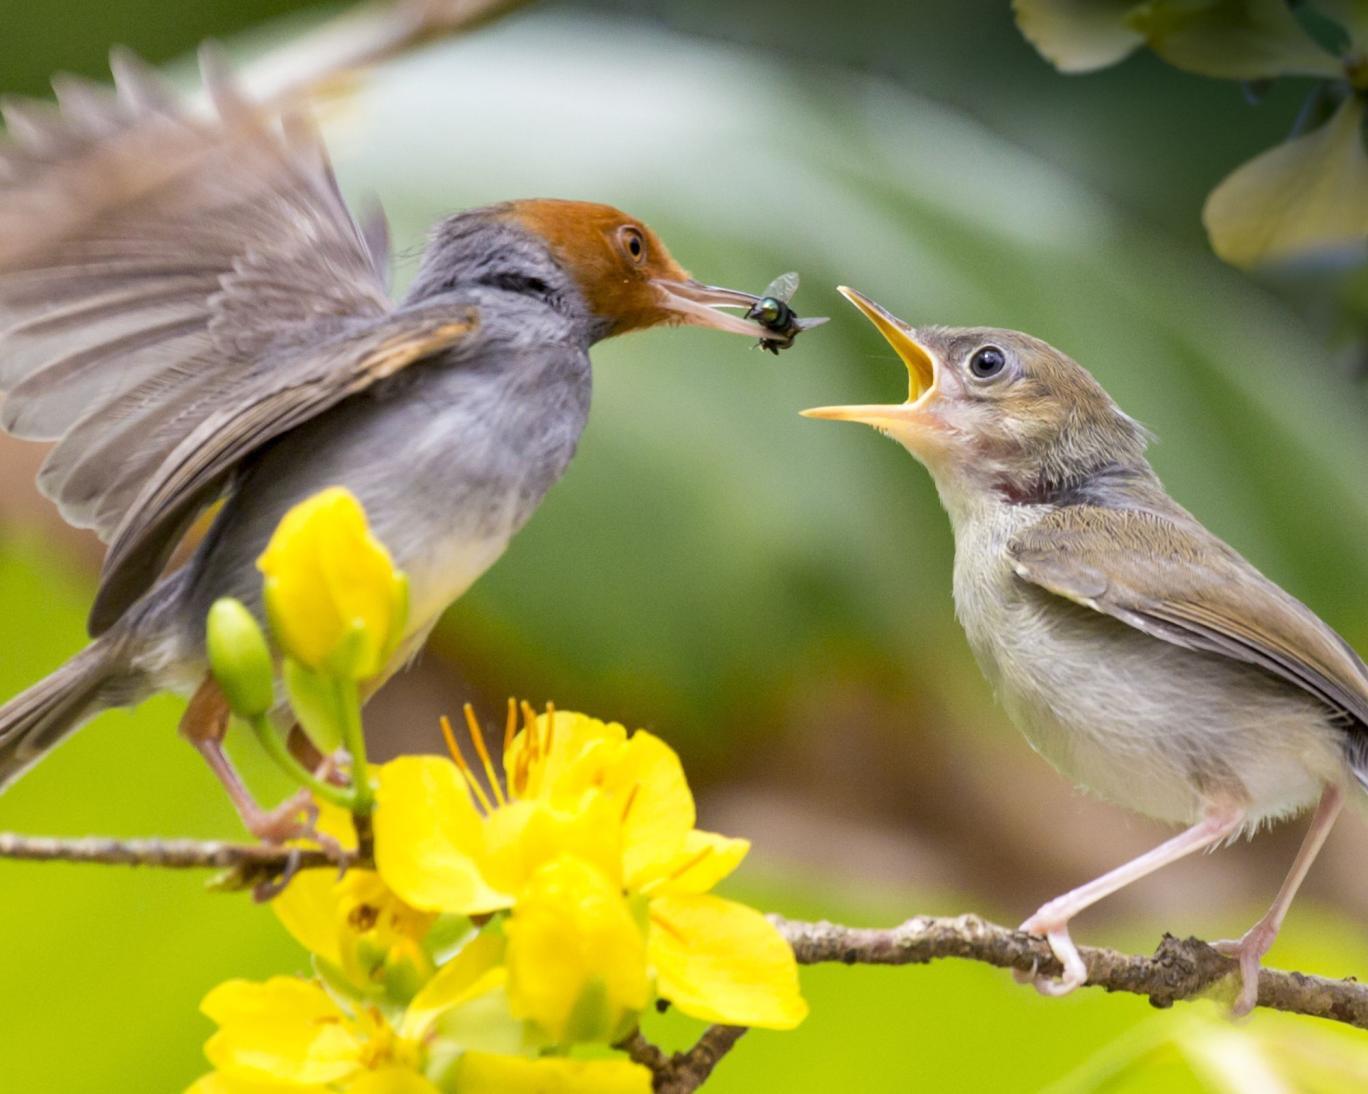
1014 0 1368 267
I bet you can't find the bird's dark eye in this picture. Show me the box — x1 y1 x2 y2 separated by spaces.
619 226 646 263
968 345 1007 380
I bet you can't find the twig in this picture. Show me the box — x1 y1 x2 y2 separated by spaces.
240 0 533 105
0 832 357 892
623 1025 748 1094
3 832 1366 1033
773 913 1368 1030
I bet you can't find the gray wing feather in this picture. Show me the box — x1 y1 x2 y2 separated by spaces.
88 309 478 633
0 47 393 556
1008 506 1368 732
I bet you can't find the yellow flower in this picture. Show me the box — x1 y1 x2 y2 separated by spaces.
274 868 435 1001
192 929 653 1094
257 487 408 680
374 705 807 1032
451 1054 651 1094
271 801 434 1001
195 977 429 1091
504 855 649 1044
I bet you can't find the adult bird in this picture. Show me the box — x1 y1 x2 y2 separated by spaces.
0 50 817 837
804 287 1368 1015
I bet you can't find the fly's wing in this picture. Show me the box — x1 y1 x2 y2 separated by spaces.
0 49 397 630
1007 506 1368 738
761 271 799 303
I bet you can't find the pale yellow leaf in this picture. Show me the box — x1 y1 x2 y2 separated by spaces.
1204 95 1368 268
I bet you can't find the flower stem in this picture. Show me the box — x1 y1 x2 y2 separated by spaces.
246 713 353 809
336 677 373 816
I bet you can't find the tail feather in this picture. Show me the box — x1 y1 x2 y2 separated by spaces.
0 638 121 788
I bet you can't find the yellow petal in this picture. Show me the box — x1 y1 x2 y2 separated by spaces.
650 830 749 895
345 1068 441 1094
374 756 509 915
1204 95 1368 268
504 712 627 799
1134 0 1343 79
505 856 649 1044
258 487 404 678
314 798 362 851
452 1053 652 1094
270 869 347 969
1013 0 1144 73
478 797 624 899
201 978 361 1085
401 929 507 1039
648 895 807 1030
600 732 695 889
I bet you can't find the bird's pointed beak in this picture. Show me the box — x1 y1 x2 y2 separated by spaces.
801 287 941 427
651 278 775 337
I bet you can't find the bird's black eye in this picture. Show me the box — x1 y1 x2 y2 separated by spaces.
968 345 1007 380
619 226 646 263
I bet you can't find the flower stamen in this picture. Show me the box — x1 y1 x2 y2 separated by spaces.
543 700 557 756
463 703 507 807
440 714 494 815
518 701 540 760
503 697 517 757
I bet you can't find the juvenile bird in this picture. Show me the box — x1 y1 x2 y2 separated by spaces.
0 51 817 836
805 287 1368 1014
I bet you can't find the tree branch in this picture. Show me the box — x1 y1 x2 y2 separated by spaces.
239 0 533 106
0 832 354 893
772 913 1368 1030
4 832 1367 1034
623 1025 748 1094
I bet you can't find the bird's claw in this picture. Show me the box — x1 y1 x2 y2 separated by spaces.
242 788 345 861
252 847 303 903
1017 916 1088 997
1212 923 1274 1016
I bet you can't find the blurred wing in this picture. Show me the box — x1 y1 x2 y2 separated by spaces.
89 308 477 633
1007 506 1368 732
761 271 799 302
0 49 392 556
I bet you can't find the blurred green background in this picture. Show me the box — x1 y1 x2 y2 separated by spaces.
2 0 1368 1089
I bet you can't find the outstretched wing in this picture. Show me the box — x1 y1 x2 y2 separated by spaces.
89 308 477 633
1007 506 1368 736
0 49 405 630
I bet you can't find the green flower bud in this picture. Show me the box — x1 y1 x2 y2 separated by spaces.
206 598 275 719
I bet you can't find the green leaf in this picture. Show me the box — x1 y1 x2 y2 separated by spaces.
283 656 344 753
1130 0 1344 79
1203 94 1368 267
1310 0 1368 50
1013 0 1146 73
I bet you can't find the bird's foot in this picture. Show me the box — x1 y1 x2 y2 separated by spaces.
1016 913 1088 997
1212 921 1276 1016
242 788 343 859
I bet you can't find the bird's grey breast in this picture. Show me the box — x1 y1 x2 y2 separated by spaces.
179 303 591 639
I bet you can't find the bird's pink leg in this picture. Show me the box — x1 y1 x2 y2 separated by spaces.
1213 783 1343 1016
1018 804 1245 997
179 676 331 847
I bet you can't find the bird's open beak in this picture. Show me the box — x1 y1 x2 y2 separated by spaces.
801 286 940 427
651 279 775 337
